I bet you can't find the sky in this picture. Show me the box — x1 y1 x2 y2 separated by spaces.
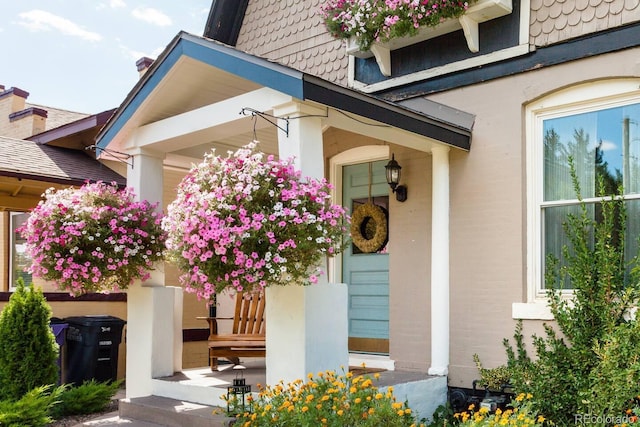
1 0 212 114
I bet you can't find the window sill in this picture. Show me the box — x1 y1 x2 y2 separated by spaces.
512 301 554 320
345 0 513 76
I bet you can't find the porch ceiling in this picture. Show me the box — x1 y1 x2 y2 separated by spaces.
96 32 474 165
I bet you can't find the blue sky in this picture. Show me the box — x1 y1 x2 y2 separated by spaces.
1 0 211 114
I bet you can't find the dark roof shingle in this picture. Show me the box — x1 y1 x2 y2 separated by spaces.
0 137 125 186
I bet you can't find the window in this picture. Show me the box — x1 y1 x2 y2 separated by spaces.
526 80 640 303
10 212 32 289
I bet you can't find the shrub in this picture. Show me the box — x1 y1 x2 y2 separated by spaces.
504 159 640 425
472 354 511 391
51 379 122 417
230 369 423 426
0 278 58 401
0 385 65 427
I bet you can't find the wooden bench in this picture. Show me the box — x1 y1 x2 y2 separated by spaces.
201 291 265 370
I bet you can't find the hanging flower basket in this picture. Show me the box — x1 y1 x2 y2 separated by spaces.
321 0 513 76
19 182 166 296
162 141 350 300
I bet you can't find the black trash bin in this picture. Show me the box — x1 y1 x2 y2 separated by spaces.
65 315 126 385
50 317 69 384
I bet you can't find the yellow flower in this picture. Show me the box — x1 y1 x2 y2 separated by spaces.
355 397 362 404
375 393 383 400
306 394 315 402
302 406 308 412
368 408 375 415
374 373 380 379
337 409 344 416
469 404 476 411
398 410 405 416
392 402 403 410
307 373 314 380
350 386 357 393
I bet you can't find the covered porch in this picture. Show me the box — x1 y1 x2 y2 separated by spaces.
95 31 473 418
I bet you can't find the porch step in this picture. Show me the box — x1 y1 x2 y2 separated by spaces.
118 395 235 427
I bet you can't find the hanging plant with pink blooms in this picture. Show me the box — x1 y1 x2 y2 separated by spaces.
320 0 473 51
18 182 166 296
162 142 350 300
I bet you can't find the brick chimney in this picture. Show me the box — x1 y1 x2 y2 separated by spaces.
0 87 48 139
136 57 154 78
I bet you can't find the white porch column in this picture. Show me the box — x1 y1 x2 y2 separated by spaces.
265 102 348 386
429 145 450 376
125 148 184 398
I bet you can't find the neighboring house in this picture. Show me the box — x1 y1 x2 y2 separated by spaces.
92 0 640 417
0 85 130 379
0 83 223 378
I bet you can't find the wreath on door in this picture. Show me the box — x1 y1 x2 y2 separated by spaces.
350 202 388 253
349 162 389 253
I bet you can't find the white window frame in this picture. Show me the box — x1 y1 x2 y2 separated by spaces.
514 78 640 320
9 211 32 290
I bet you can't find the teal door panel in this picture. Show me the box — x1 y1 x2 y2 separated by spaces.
342 161 390 348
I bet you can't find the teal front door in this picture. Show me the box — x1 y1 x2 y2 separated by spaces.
342 161 390 354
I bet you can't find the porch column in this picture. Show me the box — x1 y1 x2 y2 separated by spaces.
429 145 450 376
265 102 348 386
125 147 184 398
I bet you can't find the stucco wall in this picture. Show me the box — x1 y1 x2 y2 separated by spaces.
387 147 431 372
427 46 640 387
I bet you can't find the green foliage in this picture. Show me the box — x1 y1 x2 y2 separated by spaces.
0 385 65 427
425 402 458 427
584 321 640 417
0 278 59 401
51 379 122 417
472 354 511 391
504 158 640 426
230 369 423 426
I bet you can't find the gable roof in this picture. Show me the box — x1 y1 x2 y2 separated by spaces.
96 32 474 152
0 137 125 186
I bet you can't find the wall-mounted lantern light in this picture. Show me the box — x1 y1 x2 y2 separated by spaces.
385 154 407 202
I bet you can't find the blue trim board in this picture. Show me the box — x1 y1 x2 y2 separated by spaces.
181 39 304 99
97 39 186 149
97 34 305 149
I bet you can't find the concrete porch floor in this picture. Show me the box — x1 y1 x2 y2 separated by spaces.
76 358 447 426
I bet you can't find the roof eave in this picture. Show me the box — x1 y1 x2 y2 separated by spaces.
302 75 472 151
